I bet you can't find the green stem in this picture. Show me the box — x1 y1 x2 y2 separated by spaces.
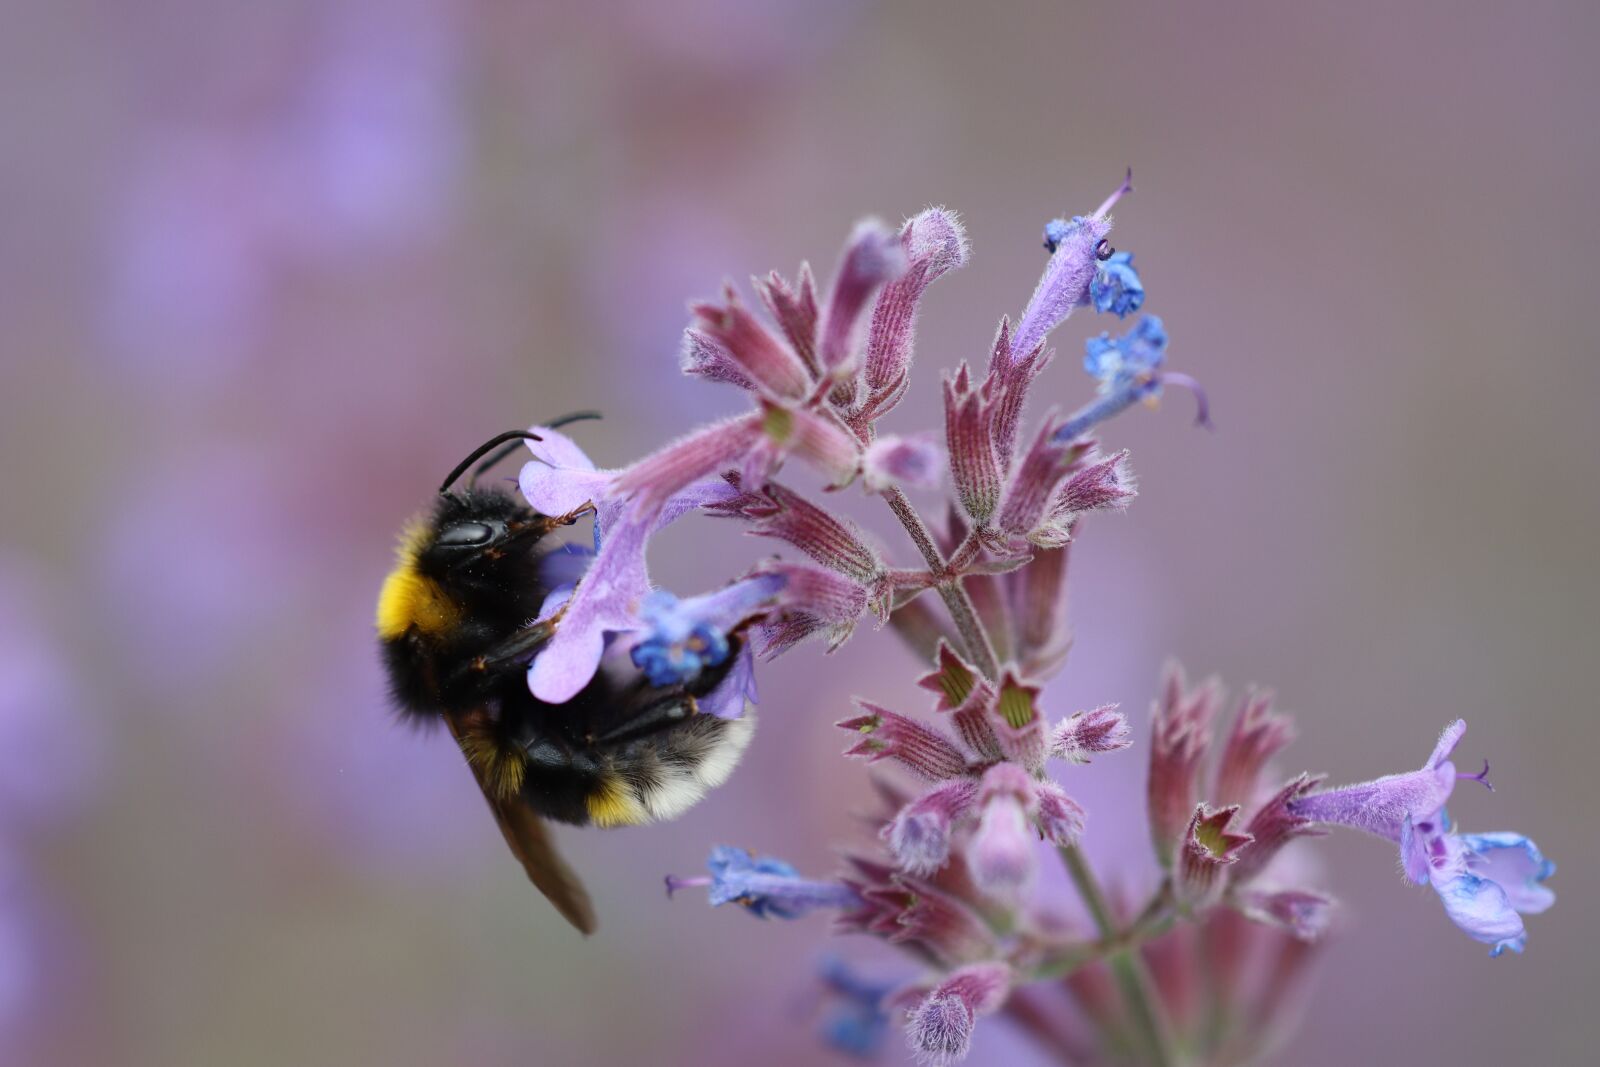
1059 845 1178 1067
882 486 1001 680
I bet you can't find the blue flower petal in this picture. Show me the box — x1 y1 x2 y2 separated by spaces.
1458 832 1556 915
1432 867 1527 956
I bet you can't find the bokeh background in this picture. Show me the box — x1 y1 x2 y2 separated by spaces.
2 1 1596 1064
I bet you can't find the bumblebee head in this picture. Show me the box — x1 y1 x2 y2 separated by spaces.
378 428 585 644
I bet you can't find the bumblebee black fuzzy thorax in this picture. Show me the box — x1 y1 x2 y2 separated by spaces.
376 433 754 855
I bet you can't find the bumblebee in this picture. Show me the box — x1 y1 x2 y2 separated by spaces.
375 421 755 934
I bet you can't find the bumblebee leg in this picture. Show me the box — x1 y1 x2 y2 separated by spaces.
445 618 557 690
595 692 698 745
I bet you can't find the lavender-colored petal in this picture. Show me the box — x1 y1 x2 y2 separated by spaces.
519 428 615 520
862 434 942 493
967 764 1038 903
1458 832 1556 914
687 845 861 920
1013 212 1114 359
1032 780 1086 847
1235 887 1335 942
698 642 758 720
1431 867 1527 956
613 414 765 506
884 780 980 876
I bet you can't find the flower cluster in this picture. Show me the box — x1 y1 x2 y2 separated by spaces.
512 177 1553 1064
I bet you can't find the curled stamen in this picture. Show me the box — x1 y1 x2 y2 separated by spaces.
1459 758 1494 792
1094 239 1114 261
1159 371 1213 430
1092 167 1134 219
664 874 711 897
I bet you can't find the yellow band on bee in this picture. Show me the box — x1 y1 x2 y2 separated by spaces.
586 775 648 827
375 520 463 639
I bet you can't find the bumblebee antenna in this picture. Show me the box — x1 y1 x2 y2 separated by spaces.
442 412 606 494
439 430 543 494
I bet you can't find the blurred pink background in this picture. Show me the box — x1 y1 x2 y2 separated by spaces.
2 1 1596 1063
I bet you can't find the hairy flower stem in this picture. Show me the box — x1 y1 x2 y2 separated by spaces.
1059 845 1177 1067
883 486 1001 680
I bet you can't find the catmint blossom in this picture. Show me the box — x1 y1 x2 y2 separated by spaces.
665 845 860 919
507 179 1555 1063
1290 720 1555 955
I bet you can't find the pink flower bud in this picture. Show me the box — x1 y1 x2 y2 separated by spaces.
1147 662 1224 867
967 763 1039 903
688 284 813 401
839 701 971 780
904 964 1011 1067
1050 704 1133 763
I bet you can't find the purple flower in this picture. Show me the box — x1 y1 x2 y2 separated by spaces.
1083 314 1168 395
517 426 740 703
666 846 860 919
883 780 979 877
629 573 786 689
1290 720 1555 955
966 763 1039 903
1235 887 1335 943
862 433 943 492
904 964 1012 1067
1049 704 1132 764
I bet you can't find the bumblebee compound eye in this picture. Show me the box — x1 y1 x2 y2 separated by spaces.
436 521 495 547
1095 239 1115 261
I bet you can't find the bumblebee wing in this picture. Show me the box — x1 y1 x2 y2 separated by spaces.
444 710 598 936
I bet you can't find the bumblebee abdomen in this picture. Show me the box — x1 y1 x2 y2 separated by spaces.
503 710 758 829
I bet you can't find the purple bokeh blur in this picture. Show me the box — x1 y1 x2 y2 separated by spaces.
2 1 1595 1063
